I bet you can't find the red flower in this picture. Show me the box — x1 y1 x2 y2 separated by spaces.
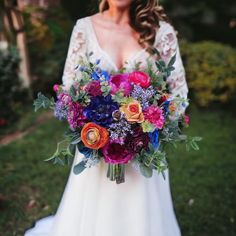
102 141 134 164
128 71 151 88
85 81 102 96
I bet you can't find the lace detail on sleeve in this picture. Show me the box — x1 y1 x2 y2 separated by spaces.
62 19 87 90
155 22 189 100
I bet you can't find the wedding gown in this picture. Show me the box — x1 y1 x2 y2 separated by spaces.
25 15 188 236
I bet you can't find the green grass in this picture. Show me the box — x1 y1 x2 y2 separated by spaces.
0 107 235 236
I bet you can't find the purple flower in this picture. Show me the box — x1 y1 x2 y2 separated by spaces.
54 100 68 120
109 73 132 96
67 102 86 130
126 127 149 153
57 92 72 106
83 95 118 127
85 80 102 97
131 85 155 109
102 140 134 164
108 118 133 143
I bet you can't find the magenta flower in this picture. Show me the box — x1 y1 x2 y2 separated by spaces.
53 84 60 92
85 80 102 97
102 140 134 164
109 73 132 96
67 102 86 130
184 114 190 126
58 92 72 106
144 105 165 129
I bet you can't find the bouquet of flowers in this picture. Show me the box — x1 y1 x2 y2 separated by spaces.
34 50 201 184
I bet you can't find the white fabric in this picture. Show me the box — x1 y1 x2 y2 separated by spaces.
25 15 188 236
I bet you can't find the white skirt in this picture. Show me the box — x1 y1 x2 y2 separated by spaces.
25 148 181 236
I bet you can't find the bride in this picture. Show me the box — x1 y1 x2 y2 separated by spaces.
25 0 188 235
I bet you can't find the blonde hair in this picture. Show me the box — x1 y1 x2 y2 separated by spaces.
99 0 169 54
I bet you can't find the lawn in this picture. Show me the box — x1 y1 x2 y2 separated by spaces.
0 106 235 236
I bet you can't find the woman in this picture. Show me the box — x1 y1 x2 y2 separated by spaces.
25 0 188 235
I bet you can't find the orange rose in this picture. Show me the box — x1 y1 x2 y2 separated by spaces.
81 122 109 149
120 100 144 123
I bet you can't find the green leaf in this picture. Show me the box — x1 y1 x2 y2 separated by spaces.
73 161 86 174
33 92 54 112
168 53 176 67
141 121 155 133
139 164 153 178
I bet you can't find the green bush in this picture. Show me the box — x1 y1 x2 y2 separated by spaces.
0 46 29 128
180 41 236 106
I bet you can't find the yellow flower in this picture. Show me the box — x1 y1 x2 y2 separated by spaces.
120 100 144 123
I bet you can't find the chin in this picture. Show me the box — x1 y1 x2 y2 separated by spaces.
108 0 133 9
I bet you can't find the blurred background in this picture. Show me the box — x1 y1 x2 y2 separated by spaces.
0 0 235 235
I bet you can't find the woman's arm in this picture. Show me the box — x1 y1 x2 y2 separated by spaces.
62 19 87 90
155 21 189 100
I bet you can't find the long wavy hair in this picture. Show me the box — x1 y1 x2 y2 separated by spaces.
99 0 169 54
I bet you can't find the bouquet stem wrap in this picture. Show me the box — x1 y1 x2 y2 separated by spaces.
107 163 125 184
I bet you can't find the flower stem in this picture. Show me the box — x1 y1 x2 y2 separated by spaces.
107 163 125 184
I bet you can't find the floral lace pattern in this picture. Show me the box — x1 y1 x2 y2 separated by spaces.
155 21 189 100
62 20 87 89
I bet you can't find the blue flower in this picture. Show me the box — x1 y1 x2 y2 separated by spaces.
91 69 110 81
149 129 159 150
83 95 118 127
163 100 170 116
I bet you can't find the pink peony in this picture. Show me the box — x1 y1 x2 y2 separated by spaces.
144 105 165 129
102 141 134 164
85 80 102 96
109 73 132 96
128 71 151 88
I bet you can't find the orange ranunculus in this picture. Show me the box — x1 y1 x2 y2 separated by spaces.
81 122 109 149
120 100 144 123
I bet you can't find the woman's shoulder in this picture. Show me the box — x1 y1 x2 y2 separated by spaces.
74 15 91 28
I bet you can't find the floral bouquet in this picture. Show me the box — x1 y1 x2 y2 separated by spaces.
34 50 201 184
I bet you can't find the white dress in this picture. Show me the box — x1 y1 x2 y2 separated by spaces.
25 16 188 236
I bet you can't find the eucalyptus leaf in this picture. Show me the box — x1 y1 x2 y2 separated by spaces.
140 164 153 178
73 161 87 174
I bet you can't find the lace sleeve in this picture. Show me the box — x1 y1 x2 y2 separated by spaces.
155 22 189 100
62 19 87 90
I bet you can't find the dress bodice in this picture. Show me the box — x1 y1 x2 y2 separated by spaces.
62 16 188 100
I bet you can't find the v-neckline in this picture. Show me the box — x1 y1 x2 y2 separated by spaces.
87 16 146 71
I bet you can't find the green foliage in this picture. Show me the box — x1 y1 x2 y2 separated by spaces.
33 92 55 111
180 40 236 106
0 46 30 127
136 143 168 177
